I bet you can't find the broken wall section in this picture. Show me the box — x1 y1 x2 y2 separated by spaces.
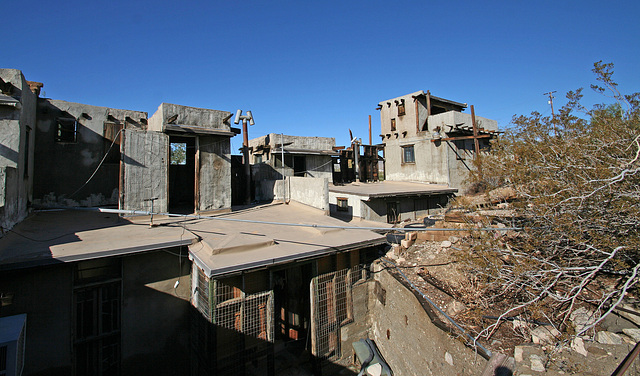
0 69 37 231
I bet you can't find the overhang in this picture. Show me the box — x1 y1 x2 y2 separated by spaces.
164 124 238 137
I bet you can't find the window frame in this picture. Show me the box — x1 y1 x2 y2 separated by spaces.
401 145 415 164
56 117 78 143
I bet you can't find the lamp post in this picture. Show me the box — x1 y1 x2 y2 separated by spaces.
234 110 254 205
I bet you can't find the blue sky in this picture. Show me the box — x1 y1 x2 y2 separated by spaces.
6 1 640 152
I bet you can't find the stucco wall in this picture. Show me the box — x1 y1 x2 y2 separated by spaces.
33 99 147 207
328 191 364 219
258 177 329 211
0 69 36 231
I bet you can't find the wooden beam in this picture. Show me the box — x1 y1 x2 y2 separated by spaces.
431 134 492 142
471 105 479 154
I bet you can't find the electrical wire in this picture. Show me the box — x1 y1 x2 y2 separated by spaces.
37 206 522 233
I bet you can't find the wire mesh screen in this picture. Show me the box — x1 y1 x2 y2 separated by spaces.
213 284 274 342
195 266 211 320
310 265 366 360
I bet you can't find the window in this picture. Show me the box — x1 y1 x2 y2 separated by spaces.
56 118 78 143
336 197 348 212
170 142 187 165
402 145 415 163
103 122 123 164
254 154 262 164
398 102 405 116
390 118 396 132
74 258 122 376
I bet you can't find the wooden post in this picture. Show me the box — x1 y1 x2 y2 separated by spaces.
415 98 420 133
368 115 372 145
471 105 479 154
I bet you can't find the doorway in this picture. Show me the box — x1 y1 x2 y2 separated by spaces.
169 136 196 213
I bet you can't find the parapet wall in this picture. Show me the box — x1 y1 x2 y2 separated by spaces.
257 177 329 212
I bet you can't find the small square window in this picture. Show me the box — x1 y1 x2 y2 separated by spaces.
56 118 78 143
398 102 405 116
402 145 415 163
337 197 348 211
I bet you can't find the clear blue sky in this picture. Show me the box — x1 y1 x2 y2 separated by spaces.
6 0 639 152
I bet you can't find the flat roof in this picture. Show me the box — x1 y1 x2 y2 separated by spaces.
329 181 457 199
0 210 197 271
0 203 387 276
187 202 387 277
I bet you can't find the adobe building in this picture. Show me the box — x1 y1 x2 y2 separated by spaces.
33 99 237 214
378 90 499 191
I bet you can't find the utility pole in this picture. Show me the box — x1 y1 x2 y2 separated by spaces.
234 110 254 205
543 91 557 135
543 91 556 118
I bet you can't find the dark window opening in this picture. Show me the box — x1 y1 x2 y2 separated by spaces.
103 122 123 164
293 156 306 177
390 118 396 132
56 118 78 143
430 105 447 115
398 102 405 116
74 258 122 376
402 145 415 163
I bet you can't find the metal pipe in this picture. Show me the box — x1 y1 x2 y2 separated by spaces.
242 118 251 205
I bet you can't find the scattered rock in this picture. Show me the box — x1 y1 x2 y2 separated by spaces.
530 354 546 372
401 239 414 249
596 331 623 345
616 303 640 326
531 326 561 345
571 337 588 357
445 351 454 366
514 346 524 362
448 236 460 244
385 249 398 260
512 319 529 332
570 307 596 334
622 328 640 342
441 240 452 248
445 300 467 316
396 257 406 264
587 346 609 357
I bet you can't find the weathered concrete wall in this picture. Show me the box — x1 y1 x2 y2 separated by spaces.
198 135 231 211
148 102 232 132
121 250 191 375
248 133 335 152
0 69 36 231
367 265 487 375
258 177 329 211
121 129 168 212
33 99 147 207
0 264 74 376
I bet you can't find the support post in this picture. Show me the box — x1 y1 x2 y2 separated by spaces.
471 105 479 154
368 115 372 145
242 119 251 205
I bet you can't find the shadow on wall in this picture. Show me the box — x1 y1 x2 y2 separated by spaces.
190 304 358 376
